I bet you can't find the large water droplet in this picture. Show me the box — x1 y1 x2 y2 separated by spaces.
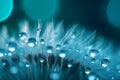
89 49 99 58
19 32 27 41
8 42 17 52
27 38 37 47
101 59 109 67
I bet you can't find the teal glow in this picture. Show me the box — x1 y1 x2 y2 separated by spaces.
0 0 13 22
107 0 120 27
22 0 58 21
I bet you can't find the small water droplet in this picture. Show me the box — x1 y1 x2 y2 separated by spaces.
8 42 17 52
47 46 53 53
27 38 37 47
85 67 91 74
101 59 109 67
59 50 66 58
25 63 30 68
91 58 96 64
56 44 61 50
0 49 6 57
40 39 45 44
89 49 99 58
67 62 72 68
19 32 27 41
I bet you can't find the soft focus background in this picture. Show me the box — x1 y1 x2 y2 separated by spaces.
0 0 120 43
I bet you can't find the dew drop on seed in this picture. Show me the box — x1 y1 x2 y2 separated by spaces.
0 49 6 57
67 63 72 68
89 49 99 58
85 67 91 74
8 42 17 52
101 59 109 67
47 46 53 54
40 39 45 44
27 38 37 47
59 50 66 58
56 44 61 50
19 32 27 41
91 58 96 64
25 63 30 68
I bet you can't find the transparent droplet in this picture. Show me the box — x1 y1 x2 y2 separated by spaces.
8 42 17 52
39 57 45 63
56 44 61 50
89 49 99 58
19 32 27 41
50 72 60 80
40 39 45 44
101 59 109 67
10 66 18 74
85 67 91 74
59 50 66 58
88 73 97 80
91 58 96 64
27 38 37 47
25 63 30 68
1 58 9 67
67 63 72 68
0 49 6 57
47 46 53 53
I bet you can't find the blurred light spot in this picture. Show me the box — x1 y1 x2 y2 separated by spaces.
22 0 58 21
0 0 13 22
107 0 120 27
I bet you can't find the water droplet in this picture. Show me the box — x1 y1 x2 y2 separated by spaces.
47 46 53 53
10 66 18 74
67 63 72 68
19 32 27 41
101 59 109 67
25 63 30 68
88 73 97 80
91 58 96 64
34 54 45 63
1 58 9 67
85 67 91 74
40 39 45 44
59 50 66 58
27 38 37 47
8 42 17 52
0 49 6 57
50 72 60 80
56 44 61 50
89 49 99 58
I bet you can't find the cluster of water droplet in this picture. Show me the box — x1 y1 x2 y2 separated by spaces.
0 21 120 80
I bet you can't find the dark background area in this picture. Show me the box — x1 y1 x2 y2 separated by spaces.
0 0 120 44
